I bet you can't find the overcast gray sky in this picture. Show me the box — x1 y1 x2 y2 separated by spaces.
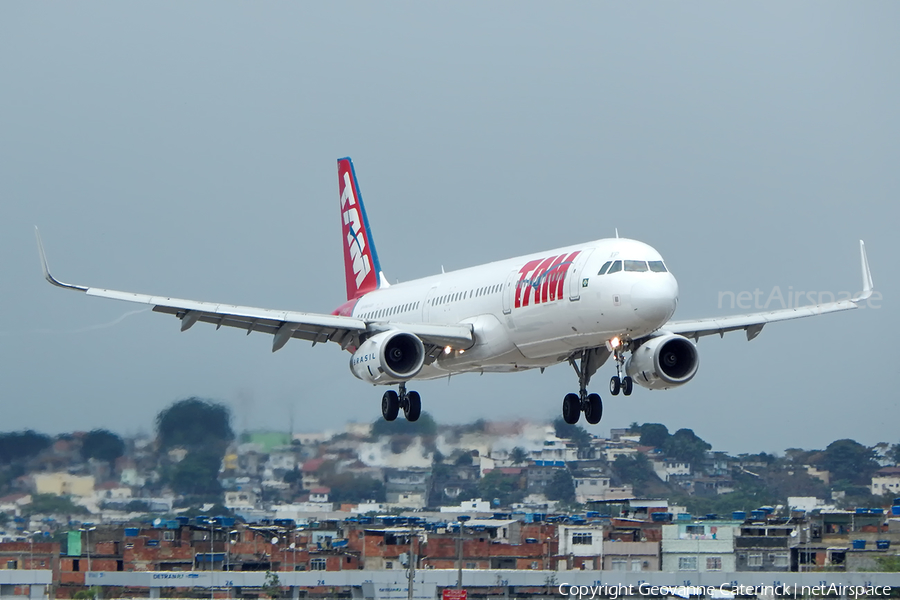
1 2 897 454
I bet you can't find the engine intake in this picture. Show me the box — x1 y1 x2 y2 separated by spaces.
350 330 425 384
625 334 699 390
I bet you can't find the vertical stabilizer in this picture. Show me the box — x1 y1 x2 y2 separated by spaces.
338 158 383 301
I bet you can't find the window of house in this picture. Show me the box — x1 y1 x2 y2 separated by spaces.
773 553 789 568
611 559 627 571
164 531 175 541
686 525 705 535
678 557 697 571
385 561 393 570
466 562 476 569
748 553 763 567
706 557 722 571
7 560 17 569
572 532 592 545
309 558 327 571
631 559 643 572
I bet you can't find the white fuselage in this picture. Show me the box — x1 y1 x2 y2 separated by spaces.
347 238 679 380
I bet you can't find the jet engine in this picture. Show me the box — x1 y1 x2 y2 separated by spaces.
350 330 425 384
625 334 699 390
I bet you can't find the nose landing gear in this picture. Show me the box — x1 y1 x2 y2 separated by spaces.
608 346 633 396
382 383 421 422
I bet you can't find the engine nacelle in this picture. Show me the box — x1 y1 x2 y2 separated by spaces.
625 334 699 390
350 330 425 384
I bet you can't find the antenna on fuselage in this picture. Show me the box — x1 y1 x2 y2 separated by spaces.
615 228 619 238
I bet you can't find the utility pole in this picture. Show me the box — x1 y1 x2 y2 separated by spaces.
456 515 469 590
406 526 416 600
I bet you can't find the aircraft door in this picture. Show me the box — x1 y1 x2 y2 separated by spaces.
423 287 439 321
568 248 595 301
501 269 520 315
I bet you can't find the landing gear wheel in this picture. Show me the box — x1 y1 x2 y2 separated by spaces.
622 376 633 396
403 390 421 422
382 390 400 421
609 376 621 396
584 393 603 424
562 393 581 424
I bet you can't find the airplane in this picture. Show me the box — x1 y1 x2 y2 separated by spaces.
36 157 874 425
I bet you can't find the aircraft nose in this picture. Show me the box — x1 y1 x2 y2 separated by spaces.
631 274 678 325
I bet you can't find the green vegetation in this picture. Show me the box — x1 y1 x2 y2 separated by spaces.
156 397 234 451
478 470 526 507
370 412 437 437
552 418 592 450
24 494 89 517
325 472 386 504
0 431 51 464
81 429 125 463
546 469 576 504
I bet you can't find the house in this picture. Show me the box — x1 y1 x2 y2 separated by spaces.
32 473 95 498
661 521 739 573
734 520 798 571
871 467 900 496
601 541 660 572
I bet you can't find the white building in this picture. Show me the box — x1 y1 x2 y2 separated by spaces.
661 521 739 573
871 467 900 496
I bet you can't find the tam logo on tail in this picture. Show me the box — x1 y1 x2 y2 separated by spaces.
338 158 382 301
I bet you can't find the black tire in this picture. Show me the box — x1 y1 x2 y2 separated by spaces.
585 393 603 424
562 393 581 424
382 390 400 421
404 390 422 422
609 376 621 396
622 376 634 396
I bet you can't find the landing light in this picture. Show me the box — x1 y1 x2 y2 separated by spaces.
444 346 452 354
609 336 620 349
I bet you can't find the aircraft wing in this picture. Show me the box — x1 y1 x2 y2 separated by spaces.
660 240 873 342
35 229 474 355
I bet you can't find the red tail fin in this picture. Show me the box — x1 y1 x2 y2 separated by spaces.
338 158 383 301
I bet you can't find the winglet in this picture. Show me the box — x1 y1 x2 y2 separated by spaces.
34 227 88 292
853 239 873 302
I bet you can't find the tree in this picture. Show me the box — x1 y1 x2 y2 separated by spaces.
168 449 223 498
478 470 525 507
156 398 234 451
263 570 282 599
663 428 711 466
890 443 900 466
546 469 576 504
823 439 879 485
0 431 51 464
81 429 125 463
25 494 89 517
638 423 670 448
326 473 385 504
370 412 437 437
510 447 529 465
552 418 592 449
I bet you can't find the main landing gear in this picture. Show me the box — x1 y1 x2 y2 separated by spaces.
608 347 634 397
564 349 605 425
382 383 421 422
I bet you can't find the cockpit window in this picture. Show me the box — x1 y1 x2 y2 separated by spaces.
607 260 622 274
648 260 668 273
598 261 612 275
624 260 648 272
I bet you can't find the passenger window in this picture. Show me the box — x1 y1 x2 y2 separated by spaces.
607 260 622 274
648 260 667 273
624 260 648 272
598 261 612 275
